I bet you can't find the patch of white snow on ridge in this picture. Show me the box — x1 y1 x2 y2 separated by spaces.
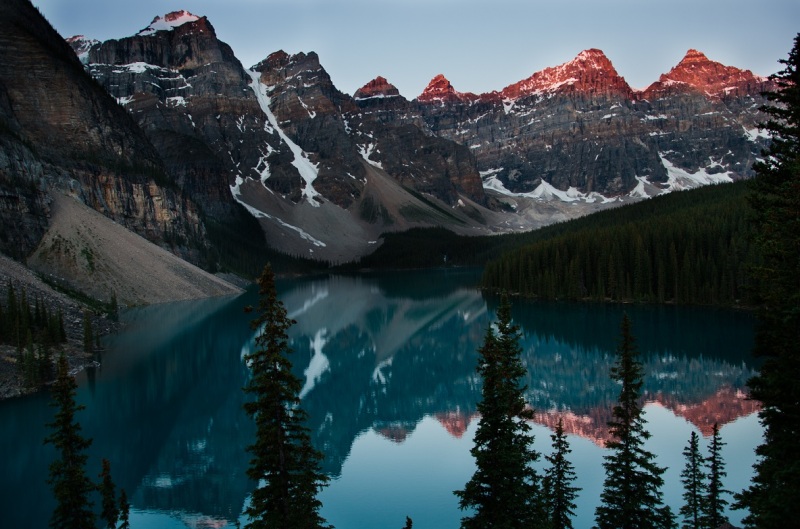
112 62 166 74
229 178 327 248
530 180 578 202
659 153 733 191
300 329 330 399
297 97 317 119
247 70 321 206
744 126 771 142
629 176 651 199
138 11 200 36
358 143 384 169
480 169 616 204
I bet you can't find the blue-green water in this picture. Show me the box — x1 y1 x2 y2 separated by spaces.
0 269 761 528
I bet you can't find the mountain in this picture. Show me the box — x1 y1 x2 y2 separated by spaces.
415 48 775 199
73 16 493 262
65 11 776 263
0 0 209 274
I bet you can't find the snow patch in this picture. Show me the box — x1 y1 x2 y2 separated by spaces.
660 153 733 191
247 70 321 207
299 329 330 399
358 143 384 169
744 126 771 142
138 11 200 36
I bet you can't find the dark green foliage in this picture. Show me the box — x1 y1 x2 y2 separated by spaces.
595 315 674 529
482 182 757 306
703 424 728 529
243 264 330 529
403 516 413 529
454 294 546 529
544 418 580 529
44 353 96 529
118 489 130 529
734 33 800 529
98 458 119 529
680 431 706 529
0 282 65 387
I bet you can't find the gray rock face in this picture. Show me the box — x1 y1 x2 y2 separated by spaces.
412 49 774 197
0 0 206 261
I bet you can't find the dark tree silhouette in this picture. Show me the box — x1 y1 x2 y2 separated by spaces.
680 431 706 529
703 424 729 529
544 418 580 529
735 33 800 529
455 293 546 529
242 264 330 529
44 353 95 529
595 314 675 529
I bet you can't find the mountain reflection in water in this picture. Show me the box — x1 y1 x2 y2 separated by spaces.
0 269 759 529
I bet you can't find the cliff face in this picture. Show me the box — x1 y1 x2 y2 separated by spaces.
61 9 776 261
413 49 775 198
0 0 205 261
72 22 489 261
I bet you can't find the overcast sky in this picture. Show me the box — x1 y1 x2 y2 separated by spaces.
33 0 800 98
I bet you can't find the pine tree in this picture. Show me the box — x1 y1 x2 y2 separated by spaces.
703 424 728 529
242 264 330 529
595 314 675 529
44 353 96 529
118 489 131 529
454 293 546 529
544 418 580 529
98 458 119 529
734 33 800 529
680 431 706 529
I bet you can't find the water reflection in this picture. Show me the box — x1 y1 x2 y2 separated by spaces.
0 269 758 529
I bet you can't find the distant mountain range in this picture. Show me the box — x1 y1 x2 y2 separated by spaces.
0 1 777 279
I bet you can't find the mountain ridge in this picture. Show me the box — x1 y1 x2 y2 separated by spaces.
60 9 778 262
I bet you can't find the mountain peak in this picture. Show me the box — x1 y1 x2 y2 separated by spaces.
646 49 768 96
417 74 477 104
66 35 99 63
354 76 401 100
138 10 201 36
501 48 632 100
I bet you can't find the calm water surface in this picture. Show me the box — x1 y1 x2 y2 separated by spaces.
0 269 762 529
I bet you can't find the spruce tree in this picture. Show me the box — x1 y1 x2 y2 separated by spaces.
242 264 330 529
679 431 706 529
98 458 120 529
594 314 674 529
735 33 800 529
703 424 728 529
118 489 131 529
454 293 545 529
44 353 95 529
544 417 580 529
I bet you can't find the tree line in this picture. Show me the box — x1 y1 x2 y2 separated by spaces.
0 281 66 387
481 182 759 306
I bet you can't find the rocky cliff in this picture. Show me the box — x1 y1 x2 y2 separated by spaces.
63 10 776 262
0 0 206 264
73 18 491 261
413 48 775 198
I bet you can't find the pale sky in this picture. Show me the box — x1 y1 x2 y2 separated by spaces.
33 0 799 98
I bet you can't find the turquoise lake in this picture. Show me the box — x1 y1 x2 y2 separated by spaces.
0 269 762 528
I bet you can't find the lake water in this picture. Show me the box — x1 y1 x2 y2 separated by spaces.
0 269 762 529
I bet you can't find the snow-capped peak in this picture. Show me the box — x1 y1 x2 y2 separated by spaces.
137 10 200 36
501 48 632 100
417 74 477 103
66 35 99 64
